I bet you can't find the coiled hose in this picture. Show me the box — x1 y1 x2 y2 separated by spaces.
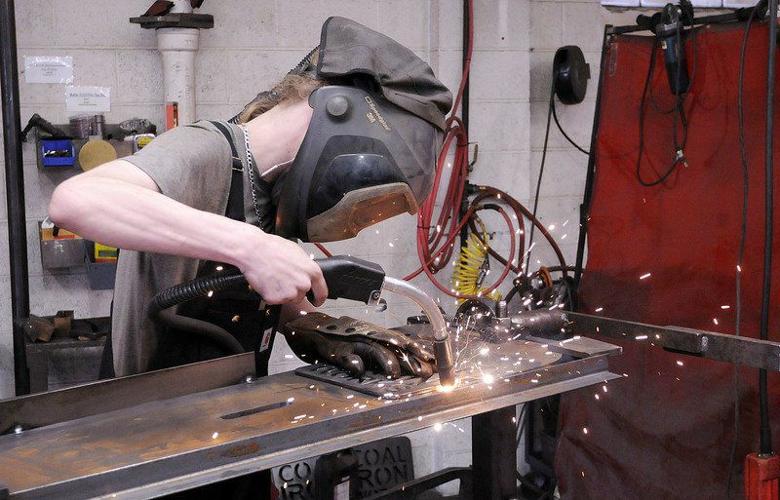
148 269 251 355
452 220 502 301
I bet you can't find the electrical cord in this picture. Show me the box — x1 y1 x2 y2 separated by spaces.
525 86 555 272
551 98 590 156
726 5 759 496
635 23 693 187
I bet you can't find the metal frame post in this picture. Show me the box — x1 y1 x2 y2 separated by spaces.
0 0 30 396
472 406 518 499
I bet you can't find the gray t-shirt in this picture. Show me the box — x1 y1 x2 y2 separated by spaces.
112 120 266 376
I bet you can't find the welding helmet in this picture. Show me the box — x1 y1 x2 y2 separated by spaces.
269 17 452 242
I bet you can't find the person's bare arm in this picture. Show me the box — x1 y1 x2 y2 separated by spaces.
49 159 327 305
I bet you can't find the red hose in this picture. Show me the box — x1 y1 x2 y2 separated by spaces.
407 0 475 282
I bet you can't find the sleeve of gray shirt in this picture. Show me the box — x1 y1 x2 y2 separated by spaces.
122 121 233 216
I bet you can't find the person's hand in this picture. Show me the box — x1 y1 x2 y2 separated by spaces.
234 227 328 306
282 312 437 379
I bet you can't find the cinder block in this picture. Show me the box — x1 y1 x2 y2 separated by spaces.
434 49 467 103
275 0 379 49
529 50 554 103
274 1 333 49
116 50 163 105
529 150 589 198
25 164 68 222
28 274 113 318
470 50 529 100
562 3 611 52
199 1 276 49
226 50 301 105
408 428 437 477
530 99 597 152
52 0 156 49
0 225 9 277
378 0 430 50
195 104 238 122
26 219 45 278
530 2 563 51
552 98 597 147
474 0 530 50
469 100 530 152
0 277 14 399
195 50 229 104
15 0 54 49
0 188 6 221
469 151 532 200
436 0 464 50
0 365 14 401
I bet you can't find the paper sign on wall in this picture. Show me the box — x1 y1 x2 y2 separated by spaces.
65 86 111 113
24 56 74 84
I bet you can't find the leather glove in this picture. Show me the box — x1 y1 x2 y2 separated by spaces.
283 312 436 379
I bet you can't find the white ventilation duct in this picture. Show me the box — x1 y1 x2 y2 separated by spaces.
156 0 199 125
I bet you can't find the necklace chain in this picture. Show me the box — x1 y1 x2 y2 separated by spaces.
239 125 263 223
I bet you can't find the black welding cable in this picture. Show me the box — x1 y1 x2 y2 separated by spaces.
551 98 591 156
525 87 555 273
148 270 250 355
758 0 777 457
727 7 758 497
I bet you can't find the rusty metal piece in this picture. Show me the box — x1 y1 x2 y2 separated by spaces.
296 336 563 399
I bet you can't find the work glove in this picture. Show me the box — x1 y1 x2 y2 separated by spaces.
282 312 436 379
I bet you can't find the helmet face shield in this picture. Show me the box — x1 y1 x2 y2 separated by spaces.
274 85 439 242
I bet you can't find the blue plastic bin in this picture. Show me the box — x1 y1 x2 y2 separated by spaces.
40 139 75 167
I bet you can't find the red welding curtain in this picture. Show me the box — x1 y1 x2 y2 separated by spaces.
556 22 780 499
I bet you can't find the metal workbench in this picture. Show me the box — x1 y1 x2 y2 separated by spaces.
0 334 621 499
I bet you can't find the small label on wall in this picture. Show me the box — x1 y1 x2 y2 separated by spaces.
24 56 73 84
65 86 111 113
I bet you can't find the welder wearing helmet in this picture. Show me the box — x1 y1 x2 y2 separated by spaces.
49 17 452 381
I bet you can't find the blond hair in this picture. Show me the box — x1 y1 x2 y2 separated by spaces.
237 50 327 123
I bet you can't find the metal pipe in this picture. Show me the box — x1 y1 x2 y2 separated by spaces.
381 277 455 385
156 0 198 126
606 11 747 35
758 0 777 456
0 0 30 396
574 25 612 291
458 0 471 250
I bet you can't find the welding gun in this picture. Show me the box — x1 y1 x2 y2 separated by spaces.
149 255 456 386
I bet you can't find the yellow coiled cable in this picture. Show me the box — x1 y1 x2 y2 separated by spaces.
452 220 502 301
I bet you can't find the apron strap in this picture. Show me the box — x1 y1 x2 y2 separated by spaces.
210 120 279 377
210 120 246 223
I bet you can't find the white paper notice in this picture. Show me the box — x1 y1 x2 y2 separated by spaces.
24 56 74 84
65 86 111 113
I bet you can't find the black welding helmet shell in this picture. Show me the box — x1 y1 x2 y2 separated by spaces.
274 84 440 242
271 16 452 242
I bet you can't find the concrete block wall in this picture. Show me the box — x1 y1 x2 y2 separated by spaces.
527 0 641 271
0 0 646 486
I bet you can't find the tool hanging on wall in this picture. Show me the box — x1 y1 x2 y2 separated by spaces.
634 0 696 187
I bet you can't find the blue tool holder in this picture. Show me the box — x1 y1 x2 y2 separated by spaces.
40 139 75 167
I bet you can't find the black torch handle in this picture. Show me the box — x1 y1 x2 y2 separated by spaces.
309 255 386 304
